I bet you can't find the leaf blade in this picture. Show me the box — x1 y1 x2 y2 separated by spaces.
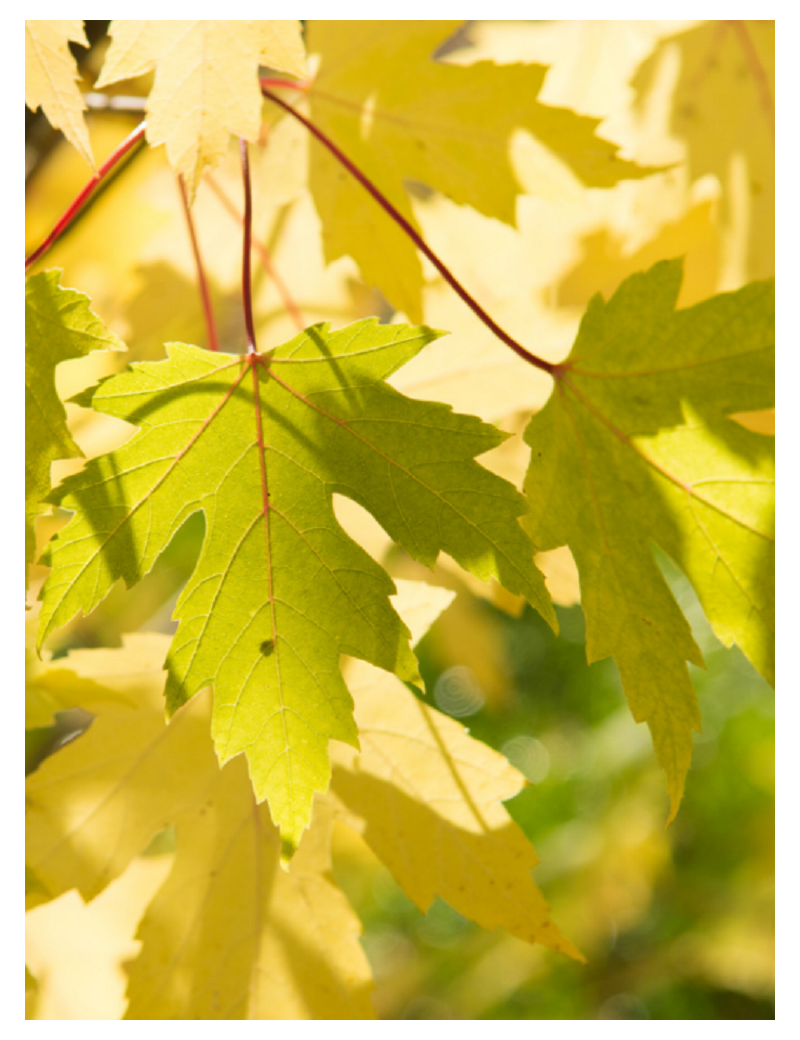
39 319 553 849
25 270 126 582
522 260 774 815
25 20 94 168
95 20 306 197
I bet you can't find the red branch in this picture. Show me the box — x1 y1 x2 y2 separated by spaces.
177 175 219 352
25 121 146 271
260 84 558 377
240 138 258 354
205 173 305 333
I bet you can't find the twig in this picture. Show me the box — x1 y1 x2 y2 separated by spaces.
205 173 305 333
25 122 146 270
177 175 220 352
240 138 258 354
260 84 558 377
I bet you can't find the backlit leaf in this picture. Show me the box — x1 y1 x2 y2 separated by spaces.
303 20 659 320
25 270 125 581
95 20 306 198
522 259 774 816
329 581 580 959
25 635 374 1020
38 319 554 850
632 20 774 282
25 20 93 168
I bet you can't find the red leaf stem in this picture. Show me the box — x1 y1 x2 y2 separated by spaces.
260 84 558 377
25 121 146 271
240 138 258 355
205 173 305 333
259 76 308 92
177 175 220 352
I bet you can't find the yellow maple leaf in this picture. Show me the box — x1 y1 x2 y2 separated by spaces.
25 858 170 1020
25 634 374 1019
632 20 774 283
95 20 307 198
304 20 658 321
25 20 94 168
330 581 583 961
127 779 374 1019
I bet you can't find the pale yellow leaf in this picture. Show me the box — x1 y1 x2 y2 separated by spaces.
96 21 306 197
25 857 171 1020
25 635 375 1019
389 579 456 647
25 20 94 168
329 582 579 958
127 785 374 1019
329 660 581 959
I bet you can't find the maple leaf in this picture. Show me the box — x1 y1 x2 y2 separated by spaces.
303 20 659 321
330 662 583 961
25 270 125 581
25 636 374 1019
522 259 774 817
632 20 774 283
25 20 93 168
26 587 577 1016
38 319 553 851
95 20 307 199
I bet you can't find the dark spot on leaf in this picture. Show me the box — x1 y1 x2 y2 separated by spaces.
260 639 275 656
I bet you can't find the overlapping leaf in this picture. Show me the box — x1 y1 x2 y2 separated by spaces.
25 271 125 581
25 636 374 1020
302 20 659 320
522 260 774 816
25 21 93 167
330 673 582 958
632 21 774 282
26 590 577 1017
95 20 307 198
38 319 554 850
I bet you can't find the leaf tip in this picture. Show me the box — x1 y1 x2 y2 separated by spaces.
665 779 685 827
279 836 298 869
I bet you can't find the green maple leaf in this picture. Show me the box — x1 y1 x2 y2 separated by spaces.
304 20 660 321
38 318 553 851
25 270 125 581
523 259 774 817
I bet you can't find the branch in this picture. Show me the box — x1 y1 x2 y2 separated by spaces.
25 122 146 271
177 175 219 352
240 138 258 355
205 173 305 333
260 84 558 377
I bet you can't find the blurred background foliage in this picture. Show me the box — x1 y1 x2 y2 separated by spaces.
26 19 773 1019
